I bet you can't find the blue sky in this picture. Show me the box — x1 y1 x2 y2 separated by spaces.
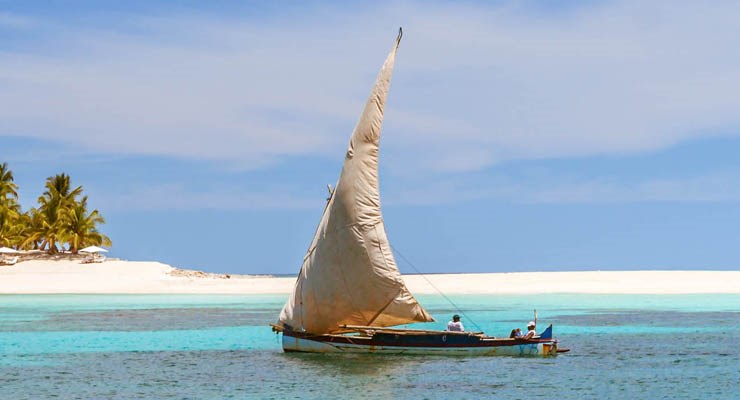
2 1 740 273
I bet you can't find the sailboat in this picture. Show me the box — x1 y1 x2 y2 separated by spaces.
272 29 563 356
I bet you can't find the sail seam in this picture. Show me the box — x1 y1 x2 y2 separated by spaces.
333 229 367 330
365 223 397 326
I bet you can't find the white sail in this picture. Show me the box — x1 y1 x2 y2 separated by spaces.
278 29 434 334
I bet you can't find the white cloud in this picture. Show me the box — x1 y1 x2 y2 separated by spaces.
1 1 740 172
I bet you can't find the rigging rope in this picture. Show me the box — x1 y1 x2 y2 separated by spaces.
390 244 484 333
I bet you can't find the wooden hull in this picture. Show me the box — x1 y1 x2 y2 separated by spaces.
281 329 560 356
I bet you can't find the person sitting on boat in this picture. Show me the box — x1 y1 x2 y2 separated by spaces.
509 328 522 338
447 314 464 332
522 321 537 340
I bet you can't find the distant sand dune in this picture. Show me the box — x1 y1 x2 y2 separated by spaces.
0 259 737 294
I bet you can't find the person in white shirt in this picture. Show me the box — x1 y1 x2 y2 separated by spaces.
522 321 537 340
447 314 464 332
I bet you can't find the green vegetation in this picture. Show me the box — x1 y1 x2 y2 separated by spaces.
0 162 111 253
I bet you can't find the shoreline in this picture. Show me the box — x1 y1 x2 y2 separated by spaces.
0 259 738 295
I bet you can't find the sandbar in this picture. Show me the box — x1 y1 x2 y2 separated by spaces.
0 259 737 295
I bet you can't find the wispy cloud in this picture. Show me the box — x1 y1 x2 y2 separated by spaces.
387 169 740 206
1 1 740 173
0 12 33 29
90 183 319 211
77 166 740 211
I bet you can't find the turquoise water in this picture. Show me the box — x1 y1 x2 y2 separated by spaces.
1 294 738 399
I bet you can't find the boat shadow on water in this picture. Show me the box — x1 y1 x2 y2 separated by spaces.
279 350 562 379
281 353 434 376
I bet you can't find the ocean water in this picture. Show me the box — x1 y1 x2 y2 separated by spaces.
1 293 738 399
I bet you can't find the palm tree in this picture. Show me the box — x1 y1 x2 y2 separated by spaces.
0 169 113 252
60 196 111 253
0 207 17 247
0 162 21 248
0 162 18 203
17 209 42 250
36 174 83 253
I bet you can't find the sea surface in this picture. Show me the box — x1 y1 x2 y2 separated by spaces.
1 293 738 399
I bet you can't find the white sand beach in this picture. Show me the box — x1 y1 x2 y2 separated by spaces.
0 259 738 294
